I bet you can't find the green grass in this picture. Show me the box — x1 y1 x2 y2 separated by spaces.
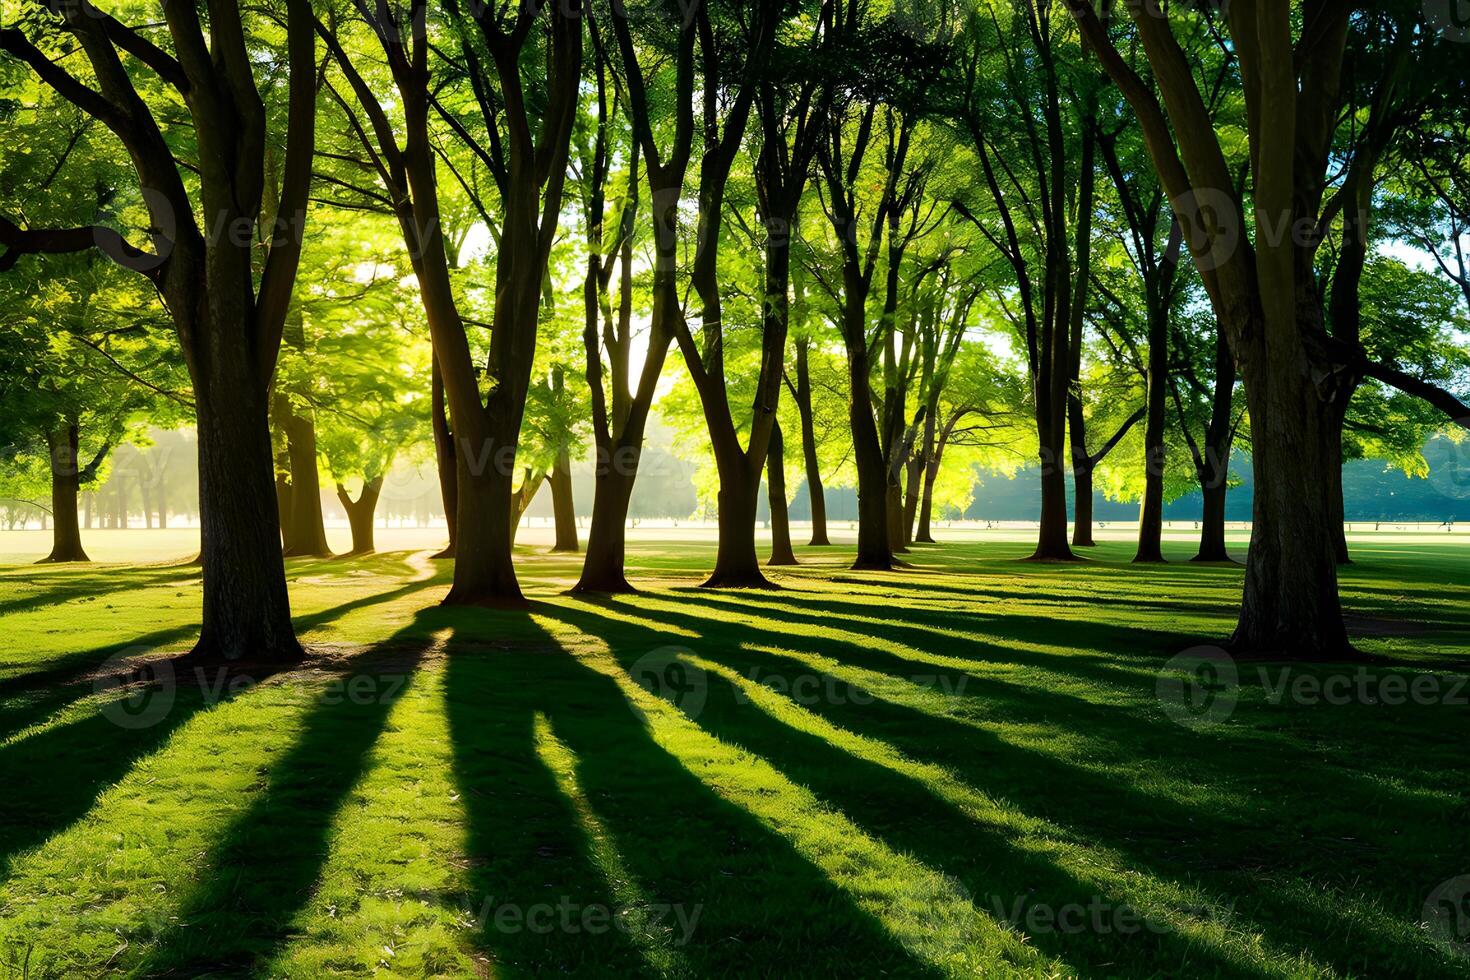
1 530 1468 977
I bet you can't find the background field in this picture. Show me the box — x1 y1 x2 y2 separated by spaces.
2 531 1468 977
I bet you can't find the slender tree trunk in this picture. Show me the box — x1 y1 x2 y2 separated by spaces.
845 305 893 570
274 437 295 552
767 421 797 566
39 425 89 563
275 394 331 557
916 417 955 544
1196 479 1229 562
794 339 830 546
83 491 92 530
336 476 383 555
549 449 578 553
1135 308 1168 563
1068 404 1096 547
430 355 458 560
902 454 922 546
157 476 167 529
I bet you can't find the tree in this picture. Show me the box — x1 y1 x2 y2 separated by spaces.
1 0 317 661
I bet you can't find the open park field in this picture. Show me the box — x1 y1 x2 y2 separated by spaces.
2 529 1468 978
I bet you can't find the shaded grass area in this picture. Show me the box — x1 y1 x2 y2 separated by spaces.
0 535 1467 977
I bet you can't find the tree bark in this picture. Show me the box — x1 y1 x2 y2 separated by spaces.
767 420 797 566
39 425 89 563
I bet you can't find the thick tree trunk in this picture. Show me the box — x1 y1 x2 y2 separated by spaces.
705 461 769 587
902 454 922 546
1231 354 1351 659
549 449 579 553
192 371 302 663
767 421 797 566
444 413 526 606
575 469 636 592
885 480 907 554
1135 310 1168 563
430 355 457 560
793 339 830 546
846 310 893 570
336 476 383 555
39 425 89 563
1034 431 1075 560
275 394 331 557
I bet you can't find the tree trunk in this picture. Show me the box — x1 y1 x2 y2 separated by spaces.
916 418 955 544
1230 333 1350 658
767 421 797 566
885 480 907 554
705 460 769 587
549 448 579 553
274 437 296 553
794 339 830 546
192 368 302 663
430 354 457 560
902 454 922 547
845 307 893 570
275 394 331 557
575 469 636 592
447 426 525 605
1195 479 1229 562
1135 308 1168 563
39 425 89 563
336 476 383 555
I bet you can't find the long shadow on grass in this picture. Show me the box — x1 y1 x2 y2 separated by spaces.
0 563 201 617
442 613 946 978
0 569 450 883
132 609 447 977
543 598 1254 978
562 595 1466 979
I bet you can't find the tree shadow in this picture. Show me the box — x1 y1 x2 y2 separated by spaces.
442 609 948 977
131 609 447 976
551 594 1466 979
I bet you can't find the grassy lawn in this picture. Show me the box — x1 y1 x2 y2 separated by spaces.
1 529 1468 977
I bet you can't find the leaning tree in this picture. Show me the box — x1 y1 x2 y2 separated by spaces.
1 0 316 661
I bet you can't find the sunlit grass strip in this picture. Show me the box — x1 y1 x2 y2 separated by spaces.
265 660 475 978
533 712 692 975
552 626 1054 978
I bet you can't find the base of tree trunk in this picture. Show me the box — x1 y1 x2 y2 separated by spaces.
441 589 530 610
766 554 798 567
701 568 777 589
429 545 456 560
36 549 90 564
1023 551 1085 563
570 575 637 595
1071 537 1098 547
1132 553 1166 564
808 535 832 546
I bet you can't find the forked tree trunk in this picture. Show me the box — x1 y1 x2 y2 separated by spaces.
767 421 797 566
336 476 383 555
40 425 89 563
549 449 578 553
